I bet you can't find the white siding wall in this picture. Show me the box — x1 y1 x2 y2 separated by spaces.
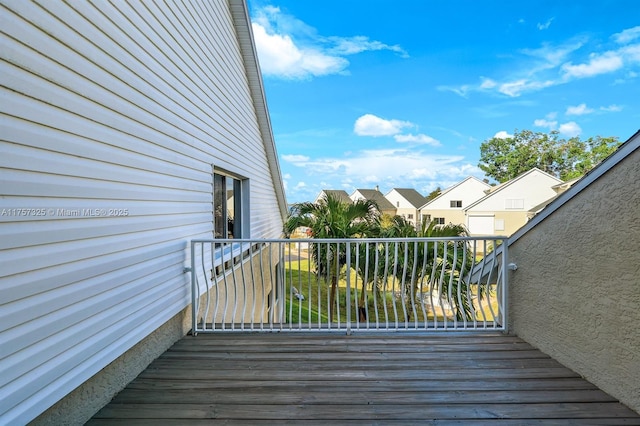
424 178 490 210
384 190 405 209
467 172 561 212
0 0 284 423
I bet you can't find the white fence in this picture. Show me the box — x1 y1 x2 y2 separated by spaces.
190 237 508 333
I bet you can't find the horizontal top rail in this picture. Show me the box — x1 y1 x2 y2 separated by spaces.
191 236 509 244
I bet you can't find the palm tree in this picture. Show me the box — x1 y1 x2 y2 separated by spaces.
284 193 380 321
380 216 474 322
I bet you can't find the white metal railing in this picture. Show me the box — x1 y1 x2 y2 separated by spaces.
190 237 508 333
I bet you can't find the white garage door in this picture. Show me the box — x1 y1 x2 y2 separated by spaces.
468 215 495 235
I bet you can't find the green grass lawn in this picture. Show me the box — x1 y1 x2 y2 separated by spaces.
283 259 500 325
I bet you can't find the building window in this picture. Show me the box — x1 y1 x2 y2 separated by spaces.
434 217 445 225
408 214 414 219
423 214 431 223
505 199 525 210
214 172 243 239
450 200 462 208
494 218 505 231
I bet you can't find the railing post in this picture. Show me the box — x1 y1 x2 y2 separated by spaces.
346 241 351 335
501 240 509 333
190 241 197 335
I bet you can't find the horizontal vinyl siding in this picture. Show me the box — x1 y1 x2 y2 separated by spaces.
0 0 284 423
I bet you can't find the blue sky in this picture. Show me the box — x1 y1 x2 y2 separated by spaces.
247 1 640 203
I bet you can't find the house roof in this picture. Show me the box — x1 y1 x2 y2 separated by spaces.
389 188 428 208
229 0 288 221
463 168 563 212
353 189 396 211
317 189 351 204
419 176 491 210
510 129 640 244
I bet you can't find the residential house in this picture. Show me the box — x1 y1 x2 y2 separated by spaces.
419 177 491 226
464 168 563 236
507 130 639 413
384 188 427 228
0 1 287 424
350 188 397 216
314 189 352 204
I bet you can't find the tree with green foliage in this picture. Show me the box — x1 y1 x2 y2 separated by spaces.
348 216 474 323
425 187 442 202
479 129 620 183
284 192 380 320
380 216 475 322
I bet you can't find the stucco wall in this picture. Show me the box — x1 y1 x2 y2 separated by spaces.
423 209 466 226
508 146 640 413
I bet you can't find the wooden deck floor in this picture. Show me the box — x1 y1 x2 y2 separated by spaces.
88 332 640 425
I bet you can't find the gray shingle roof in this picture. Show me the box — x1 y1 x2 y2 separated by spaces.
354 189 396 211
317 189 351 203
392 188 427 208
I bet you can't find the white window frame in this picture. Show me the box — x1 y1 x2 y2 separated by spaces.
213 167 249 239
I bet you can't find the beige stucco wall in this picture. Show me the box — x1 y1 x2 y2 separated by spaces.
508 147 640 413
468 210 529 235
395 207 419 226
423 209 466 226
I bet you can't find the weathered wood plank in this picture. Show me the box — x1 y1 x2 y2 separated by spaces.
138 367 581 380
147 357 563 370
125 378 600 391
92 402 638 420
87 419 640 426
160 348 551 360
112 388 617 405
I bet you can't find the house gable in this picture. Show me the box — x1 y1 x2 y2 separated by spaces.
351 189 396 214
385 188 427 209
419 177 491 211
464 168 563 213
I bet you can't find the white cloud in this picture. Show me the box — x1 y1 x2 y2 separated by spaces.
394 133 441 146
537 18 554 30
613 26 640 44
252 23 347 79
294 181 307 189
445 30 640 98
480 78 497 89
251 6 407 80
600 104 623 112
282 154 310 163
290 148 476 188
561 51 624 78
621 44 640 63
493 131 513 139
329 36 408 57
558 121 582 137
354 114 413 137
566 103 594 116
437 84 471 98
534 119 558 129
